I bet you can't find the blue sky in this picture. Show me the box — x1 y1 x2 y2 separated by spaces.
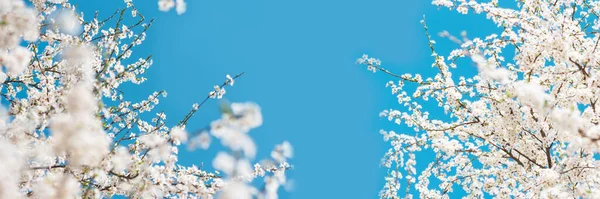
74 0 500 198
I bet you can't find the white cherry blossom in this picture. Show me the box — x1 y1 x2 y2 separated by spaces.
0 1 293 198
360 0 600 198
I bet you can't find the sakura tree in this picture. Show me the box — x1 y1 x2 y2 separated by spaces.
359 0 600 198
0 0 292 198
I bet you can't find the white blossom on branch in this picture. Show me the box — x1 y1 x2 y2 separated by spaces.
0 0 293 198
361 0 600 198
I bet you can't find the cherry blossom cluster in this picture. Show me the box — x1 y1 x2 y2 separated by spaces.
361 0 600 198
157 0 187 15
0 0 292 198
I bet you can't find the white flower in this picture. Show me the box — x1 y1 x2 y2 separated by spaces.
432 0 454 7
0 72 6 83
208 102 265 158
189 131 211 150
138 133 172 162
170 126 188 145
236 159 253 177
209 85 226 99
471 54 510 84
54 9 82 35
271 141 293 163
213 152 236 175
1 46 31 76
63 44 97 83
514 81 552 111
226 74 235 86
158 0 175 11
263 176 281 199
175 0 186 14
537 168 560 187
230 102 263 130
112 146 132 171
32 173 81 199
51 85 110 166
0 2 38 48
211 122 257 158
0 138 23 199
217 181 255 199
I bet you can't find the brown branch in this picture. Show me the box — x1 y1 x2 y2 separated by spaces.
29 164 66 170
568 57 590 78
177 72 245 127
